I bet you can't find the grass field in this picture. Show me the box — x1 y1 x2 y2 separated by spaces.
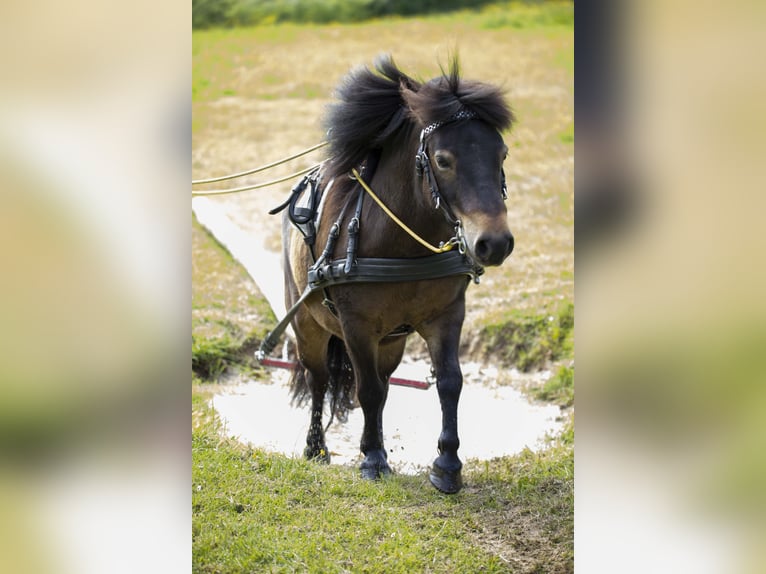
194 387 573 573
193 3 573 571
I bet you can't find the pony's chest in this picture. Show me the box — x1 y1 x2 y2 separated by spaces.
330 277 467 326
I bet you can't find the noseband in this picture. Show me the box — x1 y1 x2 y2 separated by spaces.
415 109 509 228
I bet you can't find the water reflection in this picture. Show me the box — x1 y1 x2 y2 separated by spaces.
213 361 563 475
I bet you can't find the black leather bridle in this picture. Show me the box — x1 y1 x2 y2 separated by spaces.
414 108 509 228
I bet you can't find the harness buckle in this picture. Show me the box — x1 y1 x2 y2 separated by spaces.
322 298 338 315
454 221 467 255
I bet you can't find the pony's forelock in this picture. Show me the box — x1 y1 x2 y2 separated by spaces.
323 54 513 178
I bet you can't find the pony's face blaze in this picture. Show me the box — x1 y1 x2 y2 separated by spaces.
428 121 514 266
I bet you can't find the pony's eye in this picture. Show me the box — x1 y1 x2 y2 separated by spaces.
434 154 451 169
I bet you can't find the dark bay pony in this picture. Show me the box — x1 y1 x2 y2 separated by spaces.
282 55 514 493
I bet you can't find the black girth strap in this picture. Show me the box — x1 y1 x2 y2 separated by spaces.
308 251 483 290
256 252 482 361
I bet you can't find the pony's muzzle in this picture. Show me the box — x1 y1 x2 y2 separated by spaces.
473 230 514 266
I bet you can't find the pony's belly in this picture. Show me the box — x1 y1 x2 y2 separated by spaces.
322 277 467 337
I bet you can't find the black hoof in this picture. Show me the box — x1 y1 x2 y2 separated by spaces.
361 465 391 480
304 445 330 464
429 458 463 494
360 450 392 480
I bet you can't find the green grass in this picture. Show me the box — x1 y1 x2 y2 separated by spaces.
479 302 574 371
192 214 275 381
531 365 573 407
192 332 243 380
193 0 573 29
193 389 573 573
480 1 574 30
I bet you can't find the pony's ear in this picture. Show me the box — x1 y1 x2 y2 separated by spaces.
400 82 426 128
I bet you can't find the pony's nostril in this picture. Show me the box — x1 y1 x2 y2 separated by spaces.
475 239 491 261
473 231 514 266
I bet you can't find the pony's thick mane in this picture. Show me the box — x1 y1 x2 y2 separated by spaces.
323 54 514 177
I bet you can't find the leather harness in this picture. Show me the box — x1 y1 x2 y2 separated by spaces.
256 111 498 361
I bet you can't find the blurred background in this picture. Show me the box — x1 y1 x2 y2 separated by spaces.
0 0 189 572
0 0 764 572
576 0 766 572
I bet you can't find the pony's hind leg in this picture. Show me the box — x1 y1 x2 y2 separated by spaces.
291 359 331 462
344 330 408 480
291 312 332 463
357 360 391 480
303 368 330 463
340 331 394 480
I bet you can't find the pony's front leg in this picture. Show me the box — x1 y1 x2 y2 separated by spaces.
420 307 465 494
342 331 391 480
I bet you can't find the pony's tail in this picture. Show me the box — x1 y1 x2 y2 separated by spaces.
325 336 356 429
288 336 357 429
288 361 310 408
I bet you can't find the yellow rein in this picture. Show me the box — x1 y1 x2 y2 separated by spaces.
350 168 457 254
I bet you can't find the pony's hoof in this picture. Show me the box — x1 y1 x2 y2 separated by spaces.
304 445 331 464
361 466 387 480
360 451 392 480
429 460 463 494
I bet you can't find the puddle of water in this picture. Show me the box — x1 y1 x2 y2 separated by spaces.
212 361 563 475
